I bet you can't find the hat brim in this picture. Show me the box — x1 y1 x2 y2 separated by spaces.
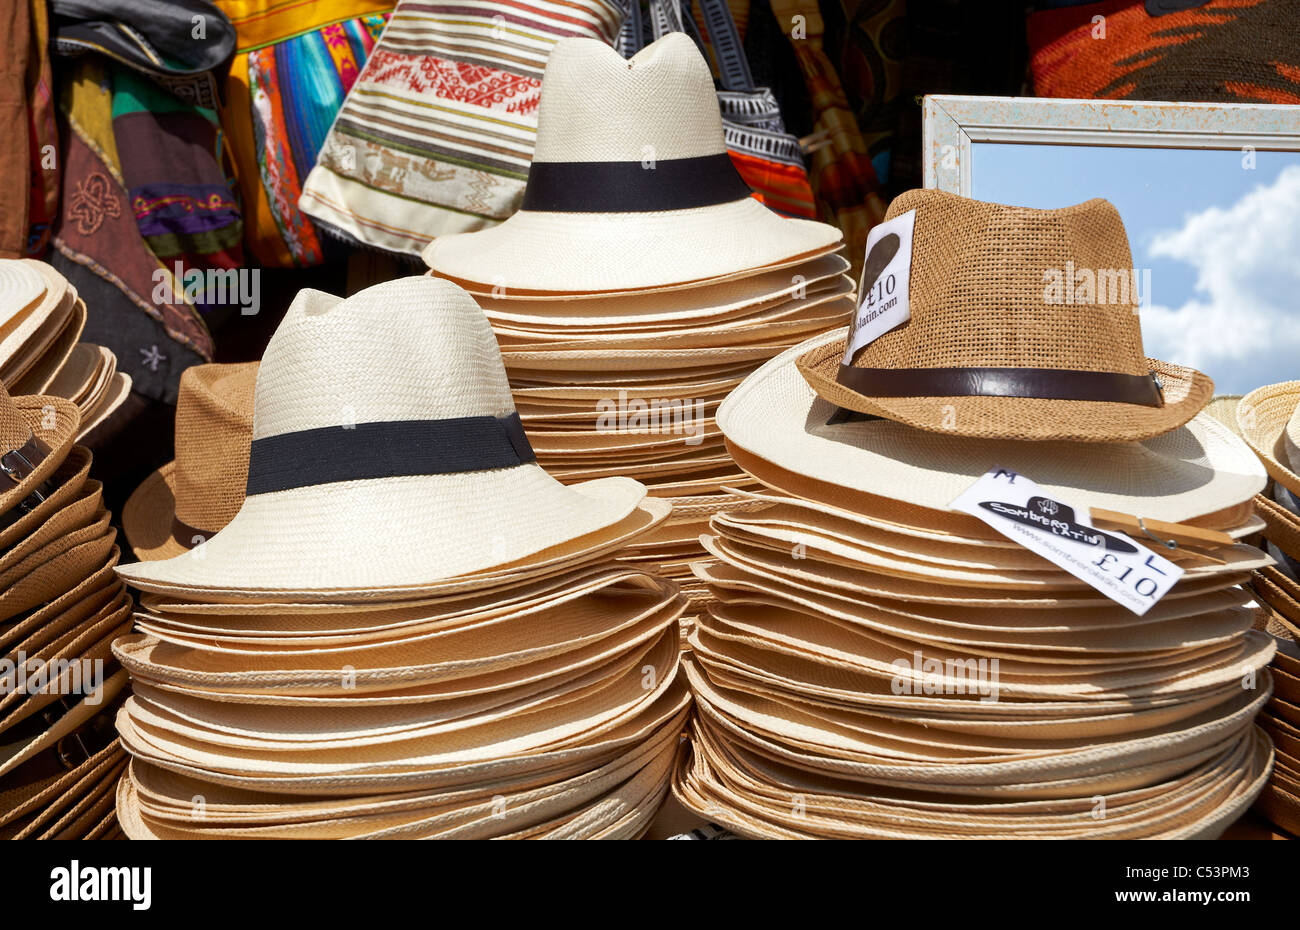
480 257 851 326
0 262 64 371
116 469 652 598
0 396 80 516
122 461 190 562
13 297 88 396
796 332 1215 443
1255 493 1300 563
718 331 1263 524
78 372 131 439
424 198 842 293
1238 381 1300 497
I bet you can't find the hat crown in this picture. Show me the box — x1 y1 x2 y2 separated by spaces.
531 33 726 164
253 278 515 441
853 190 1149 376
0 384 33 451
173 362 258 533
1284 404 1300 469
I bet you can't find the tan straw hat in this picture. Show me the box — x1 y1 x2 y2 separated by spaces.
1237 381 1300 497
796 189 1214 442
719 330 1264 524
0 260 73 378
0 387 79 521
123 362 258 561
116 277 647 597
423 33 841 293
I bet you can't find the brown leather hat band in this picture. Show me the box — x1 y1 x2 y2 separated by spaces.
0 434 56 528
835 365 1165 407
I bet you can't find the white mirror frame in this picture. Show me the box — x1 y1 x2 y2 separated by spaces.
922 95 1300 194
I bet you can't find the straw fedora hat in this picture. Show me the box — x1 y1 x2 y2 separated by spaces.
123 362 258 561
796 190 1214 442
0 386 79 521
478 255 852 328
0 261 73 375
1237 381 1300 497
720 330 1263 524
422 34 842 294
115 277 647 597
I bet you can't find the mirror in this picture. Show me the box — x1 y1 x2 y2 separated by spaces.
924 96 1300 394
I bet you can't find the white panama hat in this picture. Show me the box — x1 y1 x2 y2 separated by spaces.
717 329 1266 523
423 33 842 293
116 277 647 597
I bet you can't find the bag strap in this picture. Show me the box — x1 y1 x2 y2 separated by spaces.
636 0 754 92
693 0 754 92
649 0 683 39
617 0 646 56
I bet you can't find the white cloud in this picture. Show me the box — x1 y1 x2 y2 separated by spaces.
1139 163 1300 393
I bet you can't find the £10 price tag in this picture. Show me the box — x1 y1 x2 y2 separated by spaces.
842 209 915 364
950 466 1184 616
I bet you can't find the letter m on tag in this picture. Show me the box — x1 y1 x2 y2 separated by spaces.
992 468 1019 484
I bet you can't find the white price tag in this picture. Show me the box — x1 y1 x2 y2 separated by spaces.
950 467 1184 616
843 209 916 364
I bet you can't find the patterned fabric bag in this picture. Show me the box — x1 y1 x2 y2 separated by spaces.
215 0 393 267
1028 0 1300 104
625 0 816 218
298 0 625 257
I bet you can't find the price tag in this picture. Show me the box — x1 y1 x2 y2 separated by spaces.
950 466 1184 615
843 209 915 363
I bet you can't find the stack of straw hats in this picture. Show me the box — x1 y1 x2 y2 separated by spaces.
1235 382 1300 836
673 190 1278 838
0 260 132 441
0 382 133 840
110 278 691 839
423 34 850 620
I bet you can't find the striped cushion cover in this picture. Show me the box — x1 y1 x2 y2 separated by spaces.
299 0 624 256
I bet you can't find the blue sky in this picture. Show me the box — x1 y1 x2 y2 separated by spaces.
971 144 1300 394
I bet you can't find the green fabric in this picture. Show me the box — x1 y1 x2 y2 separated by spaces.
110 69 218 124
145 223 243 259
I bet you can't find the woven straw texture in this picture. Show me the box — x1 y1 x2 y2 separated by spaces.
423 35 842 292
720 330 1264 524
0 415 131 837
797 189 1213 442
123 362 259 561
677 330 1273 836
115 278 649 596
533 35 725 164
1238 381 1300 497
109 562 689 837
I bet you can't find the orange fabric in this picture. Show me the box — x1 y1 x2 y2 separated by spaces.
216 0 393 50
729 150 816 218
1028 0 1300 104
218 53 295 267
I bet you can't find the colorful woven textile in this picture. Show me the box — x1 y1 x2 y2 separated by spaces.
111 71 243 275
26 0 58 257
1029 0 1300 103
767 0 901 281
299 0 624 257
52 59 215 404
629 0 816 218
217 0 392 266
